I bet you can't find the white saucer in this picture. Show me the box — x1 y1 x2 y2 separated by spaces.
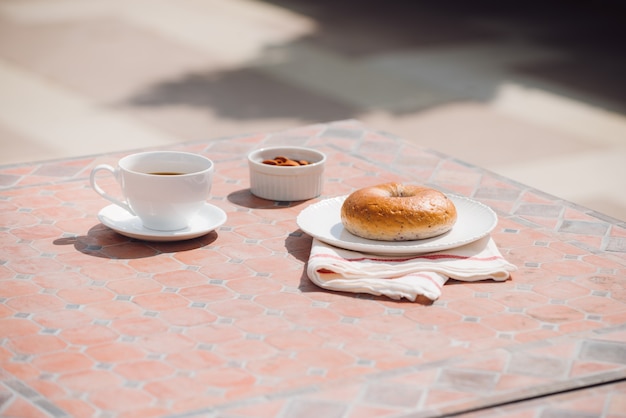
97 203 227 242
297 194 497 255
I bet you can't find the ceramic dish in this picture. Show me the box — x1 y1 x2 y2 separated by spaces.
98 203 227 241
248 146 326 201
297 194 497 255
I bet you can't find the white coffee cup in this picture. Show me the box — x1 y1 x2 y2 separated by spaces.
90 151 214 231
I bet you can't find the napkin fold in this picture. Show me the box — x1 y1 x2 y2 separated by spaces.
306 236 516 302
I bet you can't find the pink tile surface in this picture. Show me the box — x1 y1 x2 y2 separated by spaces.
1 120 625 417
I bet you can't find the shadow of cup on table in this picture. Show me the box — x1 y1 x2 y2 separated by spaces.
53 223 218 259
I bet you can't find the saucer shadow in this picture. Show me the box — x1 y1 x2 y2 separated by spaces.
227 188 311 209
53 223 217 259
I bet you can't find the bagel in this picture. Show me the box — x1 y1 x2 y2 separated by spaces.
340 182 457 241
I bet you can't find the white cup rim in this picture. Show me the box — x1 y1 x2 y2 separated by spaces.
119 151 213 177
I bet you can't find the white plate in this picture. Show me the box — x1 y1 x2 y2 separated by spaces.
297 195 497 255
98 203 227 242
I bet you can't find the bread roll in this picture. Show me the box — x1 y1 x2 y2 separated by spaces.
340 182 457 241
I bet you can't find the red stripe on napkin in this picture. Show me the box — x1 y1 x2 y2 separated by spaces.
404 273 444 290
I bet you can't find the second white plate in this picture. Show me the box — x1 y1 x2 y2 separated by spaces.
296 194 497 255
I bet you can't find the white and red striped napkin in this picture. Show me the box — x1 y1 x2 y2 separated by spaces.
306 236 516 302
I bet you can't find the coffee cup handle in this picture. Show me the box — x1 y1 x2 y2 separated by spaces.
90 164 136 215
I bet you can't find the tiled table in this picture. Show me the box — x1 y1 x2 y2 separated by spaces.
1 120 625 418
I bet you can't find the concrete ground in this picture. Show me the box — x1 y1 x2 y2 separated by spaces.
1 0 625 221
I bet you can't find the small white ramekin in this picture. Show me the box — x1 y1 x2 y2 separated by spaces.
248 146 326 201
